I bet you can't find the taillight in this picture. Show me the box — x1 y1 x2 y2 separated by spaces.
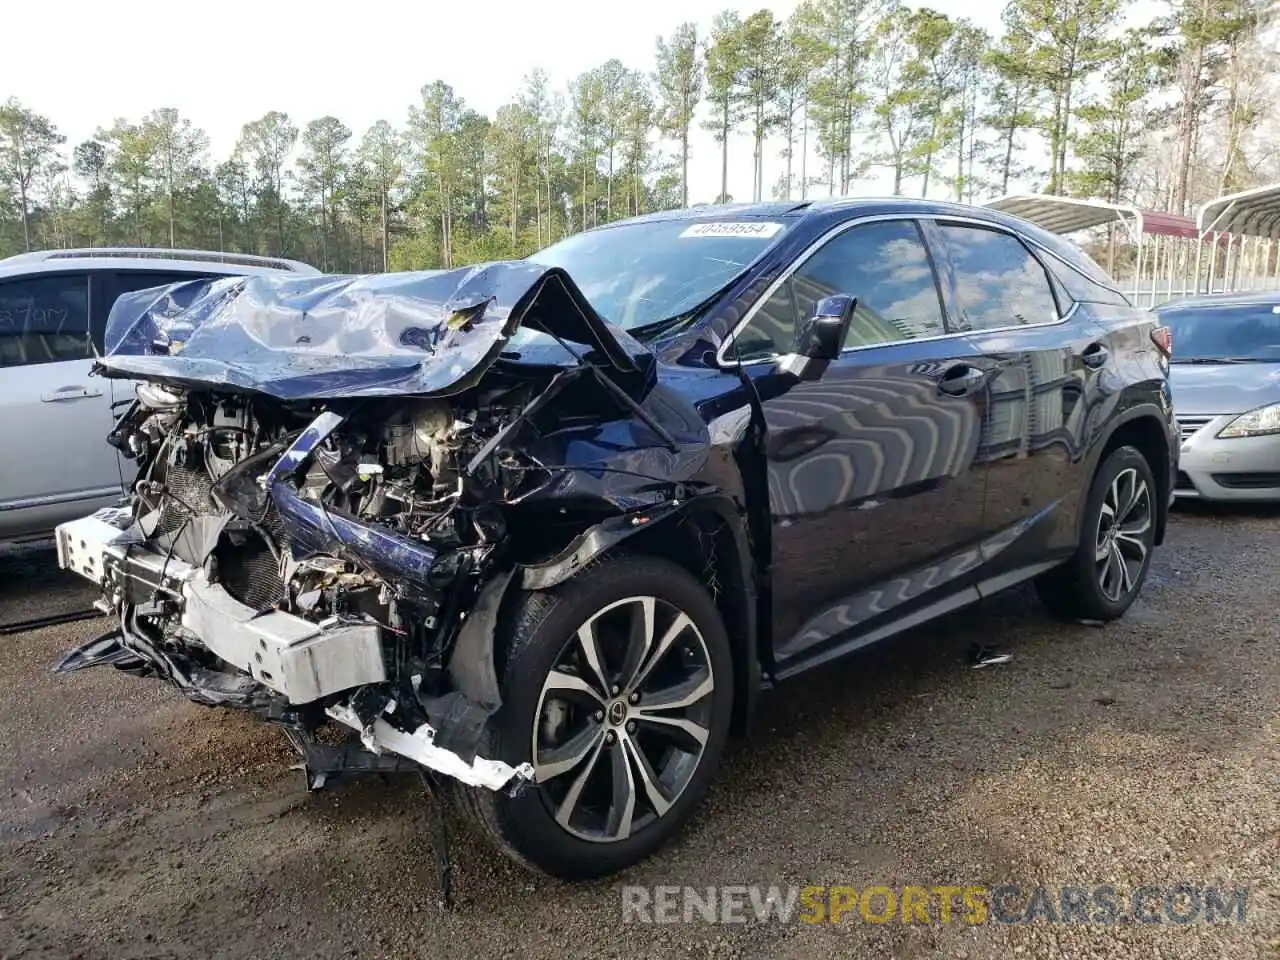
1150 326 1172 357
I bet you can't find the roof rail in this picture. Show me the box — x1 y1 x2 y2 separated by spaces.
0 247 319 274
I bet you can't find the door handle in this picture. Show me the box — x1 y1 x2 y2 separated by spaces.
40 385 103 402
937 365 987 397
1081 341 1110 369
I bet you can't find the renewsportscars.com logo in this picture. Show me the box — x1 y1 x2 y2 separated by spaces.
620 884 1250 926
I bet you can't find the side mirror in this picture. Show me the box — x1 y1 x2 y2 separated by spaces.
778 295 856 381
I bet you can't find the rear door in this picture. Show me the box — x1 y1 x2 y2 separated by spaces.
736 217 997 672
0 271 122 539
926 219 1105 578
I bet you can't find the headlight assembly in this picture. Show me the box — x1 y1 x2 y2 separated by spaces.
1217 402 1280 439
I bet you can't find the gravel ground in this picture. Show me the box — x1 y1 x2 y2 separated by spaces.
0 506 1276 960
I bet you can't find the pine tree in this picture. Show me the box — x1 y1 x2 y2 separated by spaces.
1004 0 1122 195
654 23 703 207
703 10 747 203
0 99 65 251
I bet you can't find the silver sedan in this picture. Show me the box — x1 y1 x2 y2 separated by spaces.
1158 292 1280 502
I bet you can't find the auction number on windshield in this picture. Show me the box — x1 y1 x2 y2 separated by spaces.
680 221 784 239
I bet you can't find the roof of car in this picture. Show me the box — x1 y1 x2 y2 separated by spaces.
0 247 320 280
1156 290 1280 312
583 196 1113 287
598 196 1021 226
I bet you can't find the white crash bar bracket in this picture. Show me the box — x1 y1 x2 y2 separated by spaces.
56 510 387 705
181 571 386 705
56 509 532 792
326 703 535 791
56 508 138 584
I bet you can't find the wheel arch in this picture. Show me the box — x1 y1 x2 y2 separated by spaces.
516 495 762 735
1087 405 1174 547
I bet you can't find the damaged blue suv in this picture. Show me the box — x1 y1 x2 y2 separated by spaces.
54 198 1177 880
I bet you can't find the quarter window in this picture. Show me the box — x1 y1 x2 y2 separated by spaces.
935 224 1061 331
1044 257 1130 307
0 274 92 368
734 219 946 361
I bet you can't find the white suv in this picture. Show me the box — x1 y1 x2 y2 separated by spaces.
0 248 318 542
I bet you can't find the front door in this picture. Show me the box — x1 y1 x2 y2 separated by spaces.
731 218 994 672
0 271 123 539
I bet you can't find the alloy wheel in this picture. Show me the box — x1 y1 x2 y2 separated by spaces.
1094 467 1152 603
531 595 715 843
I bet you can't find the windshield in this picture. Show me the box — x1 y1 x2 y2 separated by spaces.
1160 302 1280 361
527 217 791 331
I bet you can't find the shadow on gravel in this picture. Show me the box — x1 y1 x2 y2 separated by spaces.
0 541 97 615
1171 498 1280 521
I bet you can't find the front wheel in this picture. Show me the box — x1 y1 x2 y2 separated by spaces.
1036 444 1158 622
455 555 734 880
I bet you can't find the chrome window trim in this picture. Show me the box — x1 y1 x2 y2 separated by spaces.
714 212 1084 369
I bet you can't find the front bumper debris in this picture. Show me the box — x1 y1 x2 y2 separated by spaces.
54 508 533 793
326 703 531 790
57 510 386 704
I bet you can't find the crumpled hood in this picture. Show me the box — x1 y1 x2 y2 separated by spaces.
1169 362 1280 416
97 261 650 400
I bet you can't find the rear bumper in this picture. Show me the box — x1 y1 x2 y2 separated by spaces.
54 509 533 792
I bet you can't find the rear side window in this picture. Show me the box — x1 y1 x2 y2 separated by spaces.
98 270 215 321
1044 256 1131 307
0 274 91 368
935 224 1061 332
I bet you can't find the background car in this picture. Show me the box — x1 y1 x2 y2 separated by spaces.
1155 291 1280 502
0 248 318 543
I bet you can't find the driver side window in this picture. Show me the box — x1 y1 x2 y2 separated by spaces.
734 219 946 361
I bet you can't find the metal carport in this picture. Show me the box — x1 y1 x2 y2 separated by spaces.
1194 182 1280 295
984 194 1200 307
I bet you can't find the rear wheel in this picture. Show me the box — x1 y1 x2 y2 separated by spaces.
1036 444 1157 622
455 555 733 880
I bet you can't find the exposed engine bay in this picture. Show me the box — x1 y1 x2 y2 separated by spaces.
53 263 716 795
58 362 713 795
120 377 550 614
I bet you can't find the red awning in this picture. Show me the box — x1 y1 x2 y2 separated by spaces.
984 195 1198 240
1138 211 1198 240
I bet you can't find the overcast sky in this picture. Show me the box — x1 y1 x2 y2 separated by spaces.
1 0 1117 204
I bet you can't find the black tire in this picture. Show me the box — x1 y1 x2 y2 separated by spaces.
1036 444 1158 622
454 555 734 880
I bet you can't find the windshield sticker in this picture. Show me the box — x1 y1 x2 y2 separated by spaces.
680 221 784 240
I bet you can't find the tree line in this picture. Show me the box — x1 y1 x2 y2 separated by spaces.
0 0 1275 273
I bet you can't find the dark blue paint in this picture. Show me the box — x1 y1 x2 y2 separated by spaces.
271 481 440 589
101 197 1178 686
265 411 344 485
95 263 650 399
